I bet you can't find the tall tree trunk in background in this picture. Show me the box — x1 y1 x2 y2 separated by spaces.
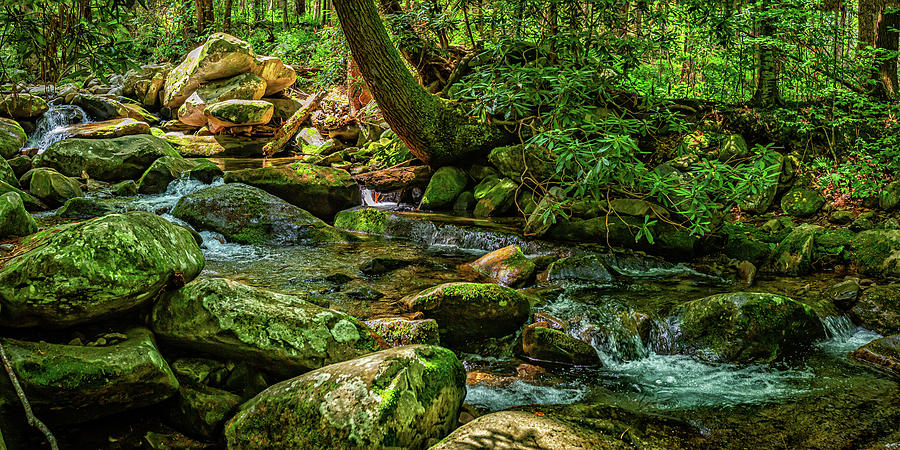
225 0 234 31
282 0 289 28
195 0 215 32
859 0 900 97
295 0 305 22
332 0 511 166
751 13 781 108
79 0 92 21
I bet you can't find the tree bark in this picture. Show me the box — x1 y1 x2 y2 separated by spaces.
751 13 781 108
225 0 234 31
295 0 305 21
195 0 215 33
859 0 900 97
332 0 511 166
378 0 452 91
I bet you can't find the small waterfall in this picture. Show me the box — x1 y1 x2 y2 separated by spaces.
26 105 90 152
816 315 881 356
360 187 401 208
820 315 857 340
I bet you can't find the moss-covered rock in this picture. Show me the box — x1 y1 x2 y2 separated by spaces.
0 117 26 159
123 63 172 109
488 144 557 183
0 191 36 238
27 167 83 207
223 162 359 220
365 317 440 347
56 196 123 218
0 93 48 119
521 323 601 366
545 254 614 283
420 166 467 210
204 99 274 128
880 181 900 211
178 73 268 126
163 32 259 109
167 380 242 439
162 133 265 157
252 56 297 95
850 334 899 378
404 282 530 346
718 134 749 161
466 245 536 287
71 94 157 122
671 292 825 363
172 183 344 244
35 134 180 181
137 155 196 194
0 211 204 328
780 188 825 217
851 285 900 335
0 156 17 187
0 179 46 211
224 345 466 449
62 118 151 139
6 155 31 178
719 223 774 265
152 277 383 377
0 328 179 424
773 224 853 276
853 229 900 278
473 177 517 218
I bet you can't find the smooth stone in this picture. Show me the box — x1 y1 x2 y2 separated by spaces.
0 191 36 238
466 245 536 287
34 134 180 181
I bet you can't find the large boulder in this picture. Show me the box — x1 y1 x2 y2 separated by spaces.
0 191 36 238
0 93 48 119
163 32 258 109
224 163 360 220
137 155 197 194
35 134 180 181
0 328 179 424
251 56 297 95
850 334 899 378
0 180 46 211
521 323 601 367
881 180 900 211
151 277 383 377
404 282 530 345
0 117 26 159
61 118 150 139
544 254 615 283
204 99 274 128
224 345 466 449
473 177 518 218
670 292 825 363
780 188 825 217
26 167 83 207
465 245 536 287
420 166 467 209
71 94 156 122
0 211 204 328
0 157 17 187
432 410 608 449
851 285 900 335
178 73 268 126
167 381 242 439
854 230 900 279
123 64 172 109
163 133 266 157
172 183 345 244
487 144 557 183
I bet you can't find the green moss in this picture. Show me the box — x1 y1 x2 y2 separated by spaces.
334 208 390 234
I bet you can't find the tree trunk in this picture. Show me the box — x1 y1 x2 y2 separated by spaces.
195 0 215 33
751 14 781 108
282 0 289 28
332 0 511 166
295 0 305 21
263 91 328 157
859 0 900 97
225 0 234 31
378 0 452 91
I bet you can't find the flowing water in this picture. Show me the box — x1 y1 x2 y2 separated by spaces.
26 105 90 152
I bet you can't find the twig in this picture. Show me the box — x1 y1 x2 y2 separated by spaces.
0 341 58 450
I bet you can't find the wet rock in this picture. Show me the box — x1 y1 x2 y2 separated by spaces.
545 254 614 283
143 430 216 450
353 165 432 192
0 93 48 119
0 328 179 424
0 180 46 211
252 56 297 95
6 155 31 178
473 175 500 200
178 73 267 126
167 380 242 439
827 279 861 311
421 166 468 209
365 317 440 346
850 334 899 378
549 215 699 258
71 93 156 122
488 144 556 183
359 257 413 275
172 183 344 244
521 323 601 366
474 177 517 218
453 191 475 212
112 179 139 196
35 134 180 181
0 211 204 328
466 245 536 287
152 277 382 377
137 155 197 194
671 292 825 363
533 312 568 331
62 117 151 138
26 167 84 207
224 345 466 449
736 260 757 285
780 187 825 217
851 285 900 335
0 191 36 238
171 358 231 388
56 197 123 218
0 117 26 159
163 32 259 109
223 162 359 220
184 158 224 183
204 99 274 128
404 282 530 345
853 230 900 278
880 180 900 211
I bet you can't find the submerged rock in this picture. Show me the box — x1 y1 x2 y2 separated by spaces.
521 323 601 366
420 166 467 209
671 292 825 363
0 211 204 328
0 328 179 424
466 245 536 287
405 282 530 346
35 134 180 181
172 183 344 244
151 277 382 377
850 334 899 378
224 345 466 449
544 254 614 283
365 317 440 346
851 285 900 335
0 117 26 159
0 191 36 238
224 163 359 220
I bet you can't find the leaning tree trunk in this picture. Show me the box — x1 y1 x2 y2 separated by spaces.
332 0 510 166
378 0 452 91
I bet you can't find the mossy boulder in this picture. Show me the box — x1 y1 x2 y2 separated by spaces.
521 323 601 366
6 155 31 178
152 277 383 377
466 245 536 287
71 94 156 122
172 183 345 244
432 410 617 449
223 163 359 220
780 188 825 217
0 211 204 328
62 118 151 139
184 158 224 183
204 99 274 128
163 133 265 157
0 328 179 424
251 56 297 95
0 156 17 187
420 166 467 209
224 345 466 449
404 282 530 346
163 32 259 109
167 380 242 439
0 191 36 238
0 117 26 159
488 144 557 183
850 334 899 378
35 134 180 181
0 93 48 119
671 292 825 363
364 317 440 347
56 196 123 218
853 230 900 278
851 285 900 335
718 134 749 161
545 254 614 283
27 167 84 207
473 177 517 218
881 181 900 211
0 180 46 211
178 73 267 126
773 224 853 276
137 155 196 194
123 63 172 109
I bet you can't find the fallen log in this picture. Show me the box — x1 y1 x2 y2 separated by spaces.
262 90 328 158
